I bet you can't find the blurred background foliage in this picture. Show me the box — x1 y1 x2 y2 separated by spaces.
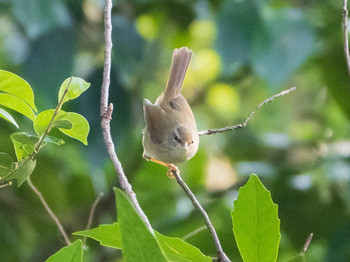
0 0 349 261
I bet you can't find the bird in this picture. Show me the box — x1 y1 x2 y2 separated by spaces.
142 47 199 178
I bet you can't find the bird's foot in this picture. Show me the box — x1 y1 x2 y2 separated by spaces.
166 164 179 179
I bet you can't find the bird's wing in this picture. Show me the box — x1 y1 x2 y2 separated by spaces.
143 99 169 144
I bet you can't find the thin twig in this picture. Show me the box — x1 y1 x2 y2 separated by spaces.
27 177 70 245
284 233 313 262
0 181 12 189
343 0 350 75
198 87 296 136
300 233 313 255
99 0 154 233
172 170 230 262
83 192 103 246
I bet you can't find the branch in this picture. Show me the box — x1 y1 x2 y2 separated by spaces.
83 192 103 246
171 170 230 262
343 0 350 75
27 177 70 245
300 233 313 256
198 87 296 136
99 0 153 233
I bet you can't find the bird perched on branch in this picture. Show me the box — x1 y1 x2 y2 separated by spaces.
142 47 199 177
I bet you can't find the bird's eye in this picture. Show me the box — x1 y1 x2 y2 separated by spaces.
190 140 194 144
174 135 179 141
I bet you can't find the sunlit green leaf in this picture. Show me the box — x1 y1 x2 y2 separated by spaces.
58 77 90 104
53 119 72 129
0 70 37 111
232 174 280 262
33 109 66 136
44 136 65 146
74 223 211 261
58 112 89 145
0 152 13 177
155 232 211 262
0 107 19 128
0 93 36 121
114 188 166 262
46 240 82 262
10 132 39 161
33 109 88 145
74 223 122 249
5 159 36 187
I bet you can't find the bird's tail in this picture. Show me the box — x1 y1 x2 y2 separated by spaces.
163 47 192 103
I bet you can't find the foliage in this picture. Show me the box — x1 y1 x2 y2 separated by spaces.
232 174 280 262
0 72 90 188
73 177 278 262
0 0 349 261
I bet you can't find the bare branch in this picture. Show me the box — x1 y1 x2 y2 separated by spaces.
171 169 230 262
198 87 296 136
99 0 153 233
0 181 12 189
27 177 70 245
343 0 350 75
83 192 103 246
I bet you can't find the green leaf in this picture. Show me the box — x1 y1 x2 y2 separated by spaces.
74 223 211 261
155 232 212 262
33 109 66 136
0 93 36 121
58 77 90 104
10 132 39 161
74 223 122 249
0 107 19 128
53 119 72 130
44 136 65 146
46 240 82 262
232 174 280 262
33 110 89 145
114 188 166 262
0 152 13 177
58 112 89 145
0 70 37 111
6 159 36 187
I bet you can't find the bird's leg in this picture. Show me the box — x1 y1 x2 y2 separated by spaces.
143 154 179 179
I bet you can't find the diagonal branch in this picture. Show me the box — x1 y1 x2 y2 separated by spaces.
172 170 231 262
343 0 350 75
199 87 296 136
99 0 153 233
27 177 70 245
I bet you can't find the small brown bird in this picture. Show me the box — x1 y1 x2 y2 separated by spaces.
142 47 199 177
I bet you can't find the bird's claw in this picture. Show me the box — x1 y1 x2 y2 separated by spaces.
167 164 179 179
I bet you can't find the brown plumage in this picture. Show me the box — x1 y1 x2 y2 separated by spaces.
142 47 199 164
